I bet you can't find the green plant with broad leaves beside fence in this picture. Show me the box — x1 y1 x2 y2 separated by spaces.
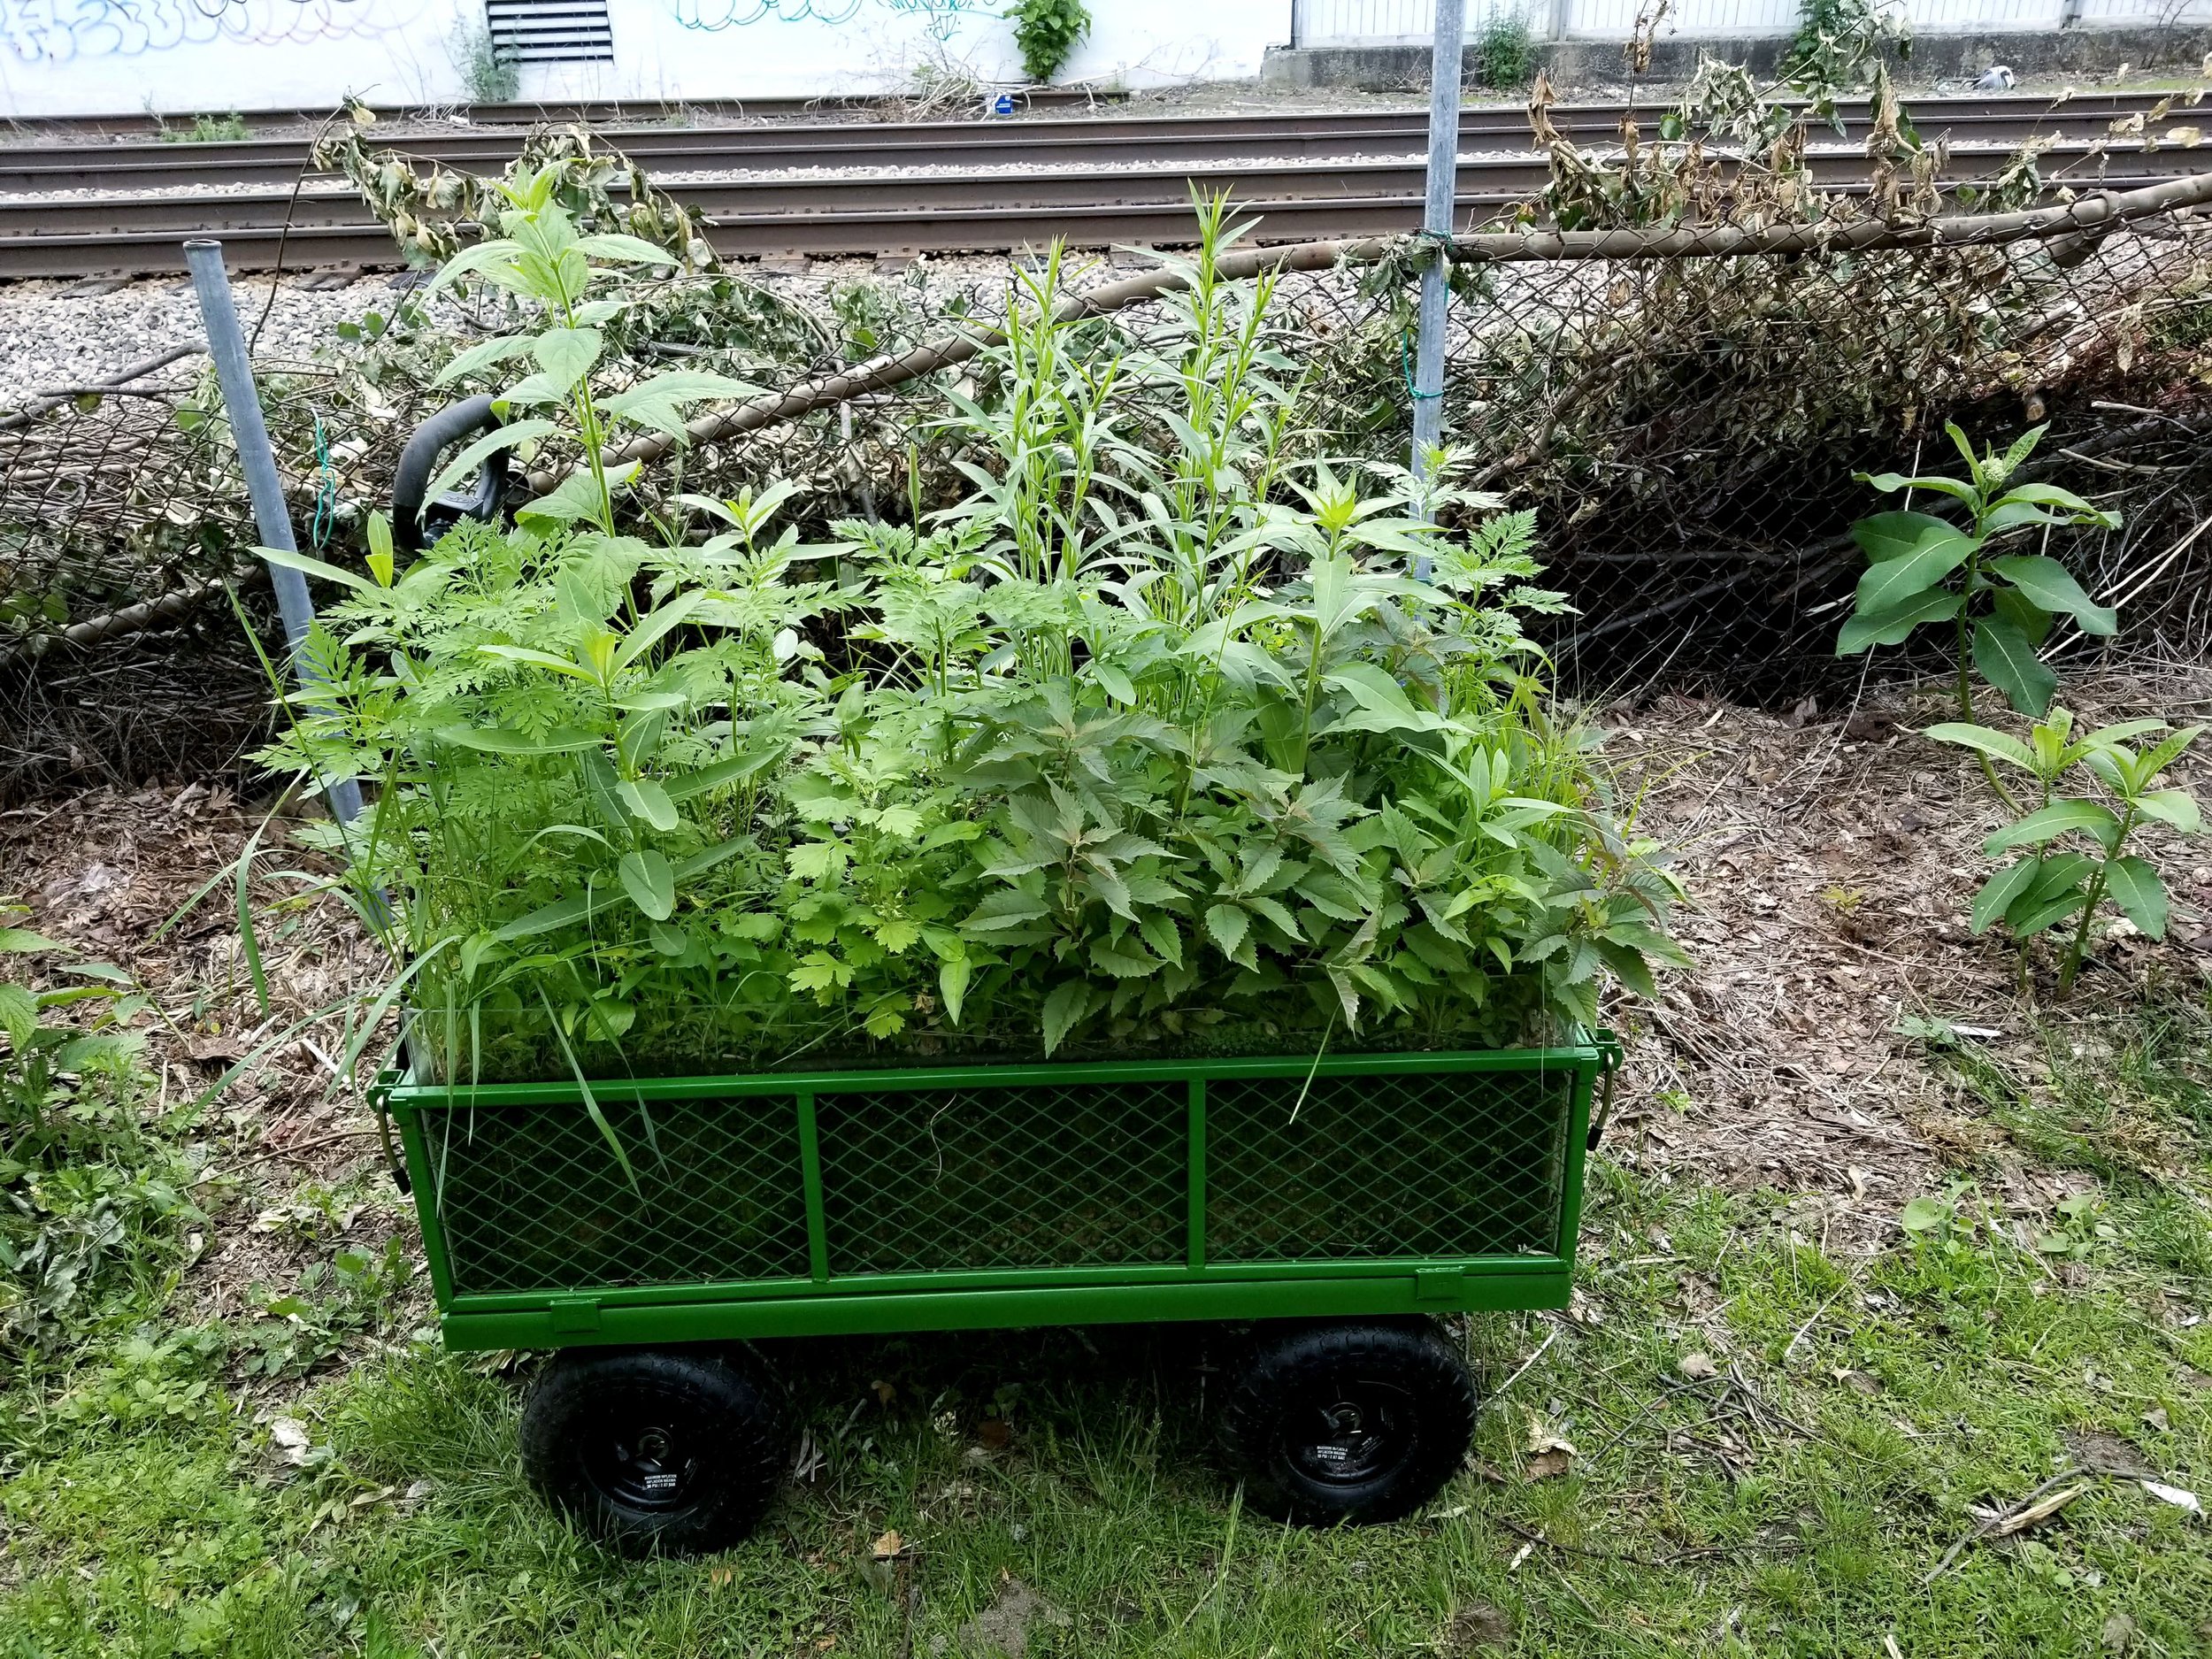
1928 709 2204 995
1836 423 2120 725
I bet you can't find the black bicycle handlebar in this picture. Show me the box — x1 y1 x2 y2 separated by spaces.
391 395 508 551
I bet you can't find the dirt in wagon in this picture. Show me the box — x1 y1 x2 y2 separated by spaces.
5 664 2209 1324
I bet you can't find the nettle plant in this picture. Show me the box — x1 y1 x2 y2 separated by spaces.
1835 424 2118 736
254 196 1682 1086
1929 710 2204 994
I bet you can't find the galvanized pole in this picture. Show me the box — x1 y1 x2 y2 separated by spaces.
1411 0 1466 504
186 238 364 826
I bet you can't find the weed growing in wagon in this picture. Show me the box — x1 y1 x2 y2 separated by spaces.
248 187 1682 1086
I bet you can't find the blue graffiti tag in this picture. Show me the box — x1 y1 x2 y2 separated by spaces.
672 0 864 30
2 0 380 64
880 0 985 40
672 0 985 35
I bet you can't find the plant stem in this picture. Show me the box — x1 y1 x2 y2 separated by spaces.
2057 811 2132 996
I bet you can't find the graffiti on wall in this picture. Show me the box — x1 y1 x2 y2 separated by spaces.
0 0 398 63
673 0 987 39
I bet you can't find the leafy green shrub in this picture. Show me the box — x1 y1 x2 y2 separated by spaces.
1004 0 1090 84
1472 12 1535 90
2 904 196 1349
253 186 1681 1082
453 20 520 105
1834 422 2119 805
1929 709 2203 994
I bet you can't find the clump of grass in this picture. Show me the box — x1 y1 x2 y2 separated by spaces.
157 112 251 144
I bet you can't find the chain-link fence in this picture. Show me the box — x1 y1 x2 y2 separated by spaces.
8 180 2212 798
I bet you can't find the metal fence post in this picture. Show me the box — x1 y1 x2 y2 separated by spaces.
185 238 364 826
1411 0 1466 540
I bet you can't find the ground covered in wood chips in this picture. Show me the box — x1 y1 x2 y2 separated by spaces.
2 670 2208 1656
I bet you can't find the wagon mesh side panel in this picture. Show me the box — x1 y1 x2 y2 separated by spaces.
815 1080 1187 1273
1204 1066 1575 1262
416 1094 811 1294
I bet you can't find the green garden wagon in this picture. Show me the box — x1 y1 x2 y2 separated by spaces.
377 1033 1619 1554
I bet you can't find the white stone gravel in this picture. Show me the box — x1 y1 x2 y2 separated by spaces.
0 251 1041 409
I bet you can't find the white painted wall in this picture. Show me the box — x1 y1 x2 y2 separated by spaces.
1294 0 2208 35
0 0 477 118
0 0 1291 117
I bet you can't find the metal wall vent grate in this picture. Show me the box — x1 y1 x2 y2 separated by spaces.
488 0 615 65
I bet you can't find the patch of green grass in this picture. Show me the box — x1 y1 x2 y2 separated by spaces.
156 113 251 144
4 999 2208 1656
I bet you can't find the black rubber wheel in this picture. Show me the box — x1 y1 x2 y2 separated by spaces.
520 1346 788 1556
1220 1319 1477 1525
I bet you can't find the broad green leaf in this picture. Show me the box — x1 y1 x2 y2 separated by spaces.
1090 936 1159 978
938 954 972 1025
2010 887 2088 937
600 371 760 442
1991 481 2109 518
431 332 535 387
516 460 637 532
1204 903 1251 962
1970 856 2045 934
255 544 373 593
1984 798 2122 856
1900 1196 1953 1234
1924 722 2035 770
426 235 525 294
500 326 603 410
2134 789 2203 833
616 778 679 833
1093 662 1137 705
2104 855 2170 939
422 419 557 505
662 745 784 802
434 722 602 757
0 982 34 1049
573 233 685 265
1836 586 1962 654
0 926 62 953
1986 555 2117 634
1972 617 2057 716
1990 582 2054 646
613 590 705 673
618 849 675 921
1852 522 1974 614
1137 910 1183 967
1041 980 1092 1056
1858 472 1977 503
1850 510 1970 565
476 643 598 683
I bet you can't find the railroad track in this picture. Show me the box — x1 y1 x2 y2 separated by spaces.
0 91 2200 279
0 90 2191 193
0 88 1122 141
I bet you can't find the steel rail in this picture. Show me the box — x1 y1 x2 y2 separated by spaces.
0 89 2193 194
0 87 1121 140
2 142 2196 273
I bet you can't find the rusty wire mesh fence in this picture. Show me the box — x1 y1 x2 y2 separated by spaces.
7 201 2212 798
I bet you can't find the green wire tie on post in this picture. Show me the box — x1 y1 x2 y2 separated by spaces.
1400 229 1457 405
310 415 339 551
1400 329 1445 403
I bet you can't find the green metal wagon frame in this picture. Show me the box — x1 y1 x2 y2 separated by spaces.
375 1033 1619 1552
